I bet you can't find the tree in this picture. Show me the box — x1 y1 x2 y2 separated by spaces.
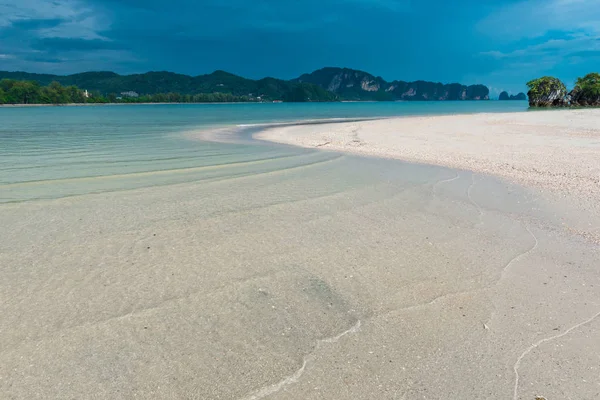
167 92 182 102
0 88 6 104
38 81 72 104
526 76 567 107
66 85 85 103
8 81 40 104
0 79 17 95
87 91 108 103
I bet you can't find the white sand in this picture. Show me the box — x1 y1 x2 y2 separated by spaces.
2 112 600 399
256 109 600 199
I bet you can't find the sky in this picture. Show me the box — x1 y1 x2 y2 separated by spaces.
0 0 598 96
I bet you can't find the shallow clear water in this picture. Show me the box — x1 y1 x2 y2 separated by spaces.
3 100 600 400
0 101 528 202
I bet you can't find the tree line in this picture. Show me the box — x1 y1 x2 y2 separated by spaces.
0 80 93 104
0 79 266 105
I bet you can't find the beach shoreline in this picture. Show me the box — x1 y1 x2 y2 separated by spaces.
3 105 600 399
255 109 600 200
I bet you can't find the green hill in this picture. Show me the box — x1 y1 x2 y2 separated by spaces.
0 68 490 103
0 70 337 102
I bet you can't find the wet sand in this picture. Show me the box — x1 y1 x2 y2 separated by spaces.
2 119 600 399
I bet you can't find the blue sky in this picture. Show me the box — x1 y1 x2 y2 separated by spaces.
0 0 598 96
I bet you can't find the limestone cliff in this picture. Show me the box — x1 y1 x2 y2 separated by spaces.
527 77 568 107
499 91 527 101
294 67 489 101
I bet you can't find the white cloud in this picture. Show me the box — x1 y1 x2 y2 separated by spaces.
480 35 600 59
0 0 109 39
473 0 600 91
477 34 600 92
478 0 600 39
38 15 109 40
0 0 129 72
0 0 79 27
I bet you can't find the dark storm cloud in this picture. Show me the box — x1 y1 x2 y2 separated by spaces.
31 37 123 52
0 0 598 93
9 18 66 31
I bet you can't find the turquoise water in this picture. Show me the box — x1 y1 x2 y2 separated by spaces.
6 100 600 400
0 102 528 203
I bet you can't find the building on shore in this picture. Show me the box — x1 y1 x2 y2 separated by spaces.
120 91 139 98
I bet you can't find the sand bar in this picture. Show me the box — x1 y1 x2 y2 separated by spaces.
256 109 600 200
2 110 600 400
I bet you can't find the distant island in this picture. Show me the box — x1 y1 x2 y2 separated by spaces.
294 67 489 101
0 67 489 105
527 73 600 107
498 91 527 101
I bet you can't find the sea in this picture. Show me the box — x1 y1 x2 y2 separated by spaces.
3 100 600 400
0 101 528 203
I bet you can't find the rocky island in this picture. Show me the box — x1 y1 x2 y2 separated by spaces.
527 73 600 107
499 91 527 101
295 67 489 101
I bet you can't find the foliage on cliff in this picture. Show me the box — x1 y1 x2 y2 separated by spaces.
526 73 600 107
526 76 568 107
570 72 600 106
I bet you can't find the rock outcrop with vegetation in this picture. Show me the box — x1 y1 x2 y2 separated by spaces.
526 76 568 107
527 73 600 107
294 67 489 101
569 72 600 106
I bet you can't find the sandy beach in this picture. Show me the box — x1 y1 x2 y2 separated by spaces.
2 108 600 400
256 109 600 200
